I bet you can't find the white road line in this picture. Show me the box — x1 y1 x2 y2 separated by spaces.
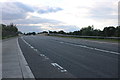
61 70 67 72
39 54 49 60
60 42 120 55
21 37 35 49
52 63 63 69
84 40 118 45
39 54 45 57
30 46 34 49
21 37 49 61
60 42 64 43
44 56 49 60
34 49 38 52
51 63 67 72
17 38 35 78
21 37 29 45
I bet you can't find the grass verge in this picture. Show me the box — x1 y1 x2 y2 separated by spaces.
48 35 120 43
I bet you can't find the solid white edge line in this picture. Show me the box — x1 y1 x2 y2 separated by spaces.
63 42 120 55
17 37 35 79
83 40 118 45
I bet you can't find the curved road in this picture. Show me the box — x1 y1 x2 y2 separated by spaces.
18 35 119 78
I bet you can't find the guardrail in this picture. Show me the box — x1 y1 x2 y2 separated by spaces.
48 33 120 40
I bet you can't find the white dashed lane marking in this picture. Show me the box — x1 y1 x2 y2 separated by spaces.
21 37 67 73
22 36 119 76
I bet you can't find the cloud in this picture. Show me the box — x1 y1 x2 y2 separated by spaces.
3 16 62 25
16 22 80 33
40 25 80 32
37 6 63 14
1 1 63 30
1 0 118 32
16 24 79 33
1 2 34 20
1 1 63 22
17 26 42 33
14 2 34 12
89 2 117 20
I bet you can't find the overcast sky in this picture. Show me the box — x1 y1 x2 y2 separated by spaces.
0 0 118 33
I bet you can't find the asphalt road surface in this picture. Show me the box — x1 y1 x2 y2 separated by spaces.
18 35 119 78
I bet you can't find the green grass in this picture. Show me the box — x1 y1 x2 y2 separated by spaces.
49 35 120 43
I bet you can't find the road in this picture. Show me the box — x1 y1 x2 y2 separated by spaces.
18 35 119 78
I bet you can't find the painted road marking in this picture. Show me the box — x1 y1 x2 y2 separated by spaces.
34 49 38 52
21 37 66 73
84 40 118 45
21 37 36 50
17 38 35 78
21 37 50 61
59 41 120 55
51 63 67 73
60 42 64 43
44 56 49 60
39 54 45 57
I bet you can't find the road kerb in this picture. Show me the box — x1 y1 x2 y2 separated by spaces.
17 38 35 79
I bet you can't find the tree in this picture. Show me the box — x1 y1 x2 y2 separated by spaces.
32 32 36 35
42 31 48 33
49 31 53 33
2 23 18 38
53 31 57 34
47 25 119 37
92 29 102 36
115 26 120 37
72 30 81 35
80 26 94 36
103 26 116 37
58 30 66 34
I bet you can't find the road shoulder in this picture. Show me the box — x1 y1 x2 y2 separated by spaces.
2 37 35 79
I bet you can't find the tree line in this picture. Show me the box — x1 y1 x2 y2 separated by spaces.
24 32 36 35
48 25 120 37
1 23 19 39
1 23 119 37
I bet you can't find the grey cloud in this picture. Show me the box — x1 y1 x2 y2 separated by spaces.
13 2 34 12
1 1 63 21
1 1 69 33
37 6 63 14
17 26 42 33
1 2 34 20
2 15 62 29
13 16 62 24
89 3 117 20
2 12 26 20
50 25 80 32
